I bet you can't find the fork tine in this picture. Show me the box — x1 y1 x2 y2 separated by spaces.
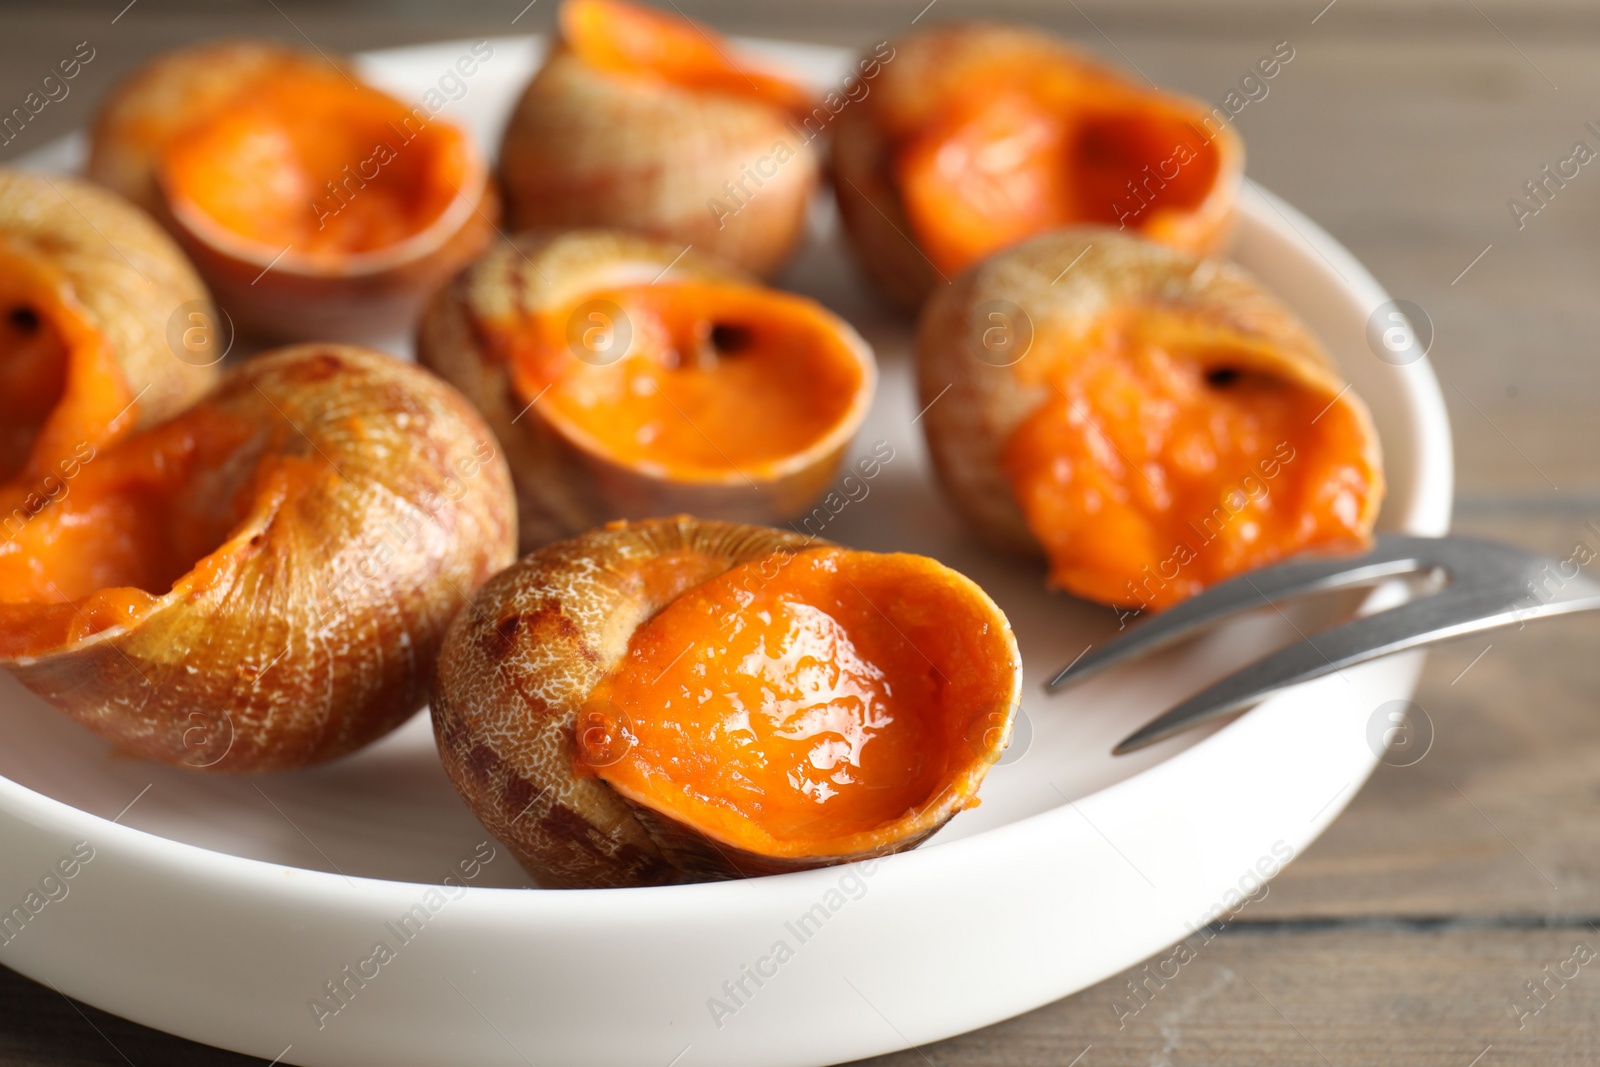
1110 581 1562 754
1046 534 1435 691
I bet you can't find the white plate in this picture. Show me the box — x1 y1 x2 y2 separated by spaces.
1 35 1452 1067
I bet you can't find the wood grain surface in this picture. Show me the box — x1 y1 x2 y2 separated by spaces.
3 1 1598 1064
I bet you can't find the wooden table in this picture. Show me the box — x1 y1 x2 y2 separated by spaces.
3 1 1598 1063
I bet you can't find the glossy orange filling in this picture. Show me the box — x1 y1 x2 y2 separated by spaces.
504 281 865 481
160 64 473 264
561 0 812 116
1002 314 1376 610
0 405 262 658
895 73 1223 276
578 547 1016 856
0 241 133 487
0 244 224 659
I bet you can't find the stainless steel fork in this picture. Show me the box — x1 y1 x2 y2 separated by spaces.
1046 534 1600 755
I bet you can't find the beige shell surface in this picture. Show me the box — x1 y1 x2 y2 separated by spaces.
0 168 218 432
915 227 1383 555
166 178 499 343
2 345 517 773
499 47 819 279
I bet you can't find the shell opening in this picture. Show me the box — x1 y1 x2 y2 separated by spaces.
895 75 1226 276
158 63 476 270
1066 109 1222 228
0 401 280 658
0 239 131 488
708 321 753 355
506 280 869 483
577 546 1019 860
1001 309 1380 609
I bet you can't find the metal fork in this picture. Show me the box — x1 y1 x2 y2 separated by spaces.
1046 534 1600 755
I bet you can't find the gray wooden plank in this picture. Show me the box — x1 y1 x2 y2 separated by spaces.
852 924 1600 1066
0 964 268 1066
1248 510 1600 921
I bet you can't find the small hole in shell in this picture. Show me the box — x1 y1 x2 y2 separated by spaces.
709 322 752 355
7 306 39 333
